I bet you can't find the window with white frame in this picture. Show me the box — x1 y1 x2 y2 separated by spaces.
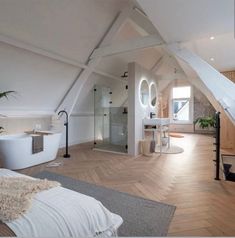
172 86 192 122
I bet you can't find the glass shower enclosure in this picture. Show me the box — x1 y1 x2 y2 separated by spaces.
94 85 127 153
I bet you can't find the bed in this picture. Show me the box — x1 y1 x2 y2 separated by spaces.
0 169 123 237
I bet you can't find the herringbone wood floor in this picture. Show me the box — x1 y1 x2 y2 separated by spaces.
19 134 235 236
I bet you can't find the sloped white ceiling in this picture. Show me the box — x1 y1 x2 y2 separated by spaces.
138 0 235 124
97 48 164 77
0 0 134 114
97 21 173 77
183 33 235 72
1 0 234 116
137 0 234 42
0 0 128 62
137 0 235 71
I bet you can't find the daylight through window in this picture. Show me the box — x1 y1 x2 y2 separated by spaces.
172 86 191 122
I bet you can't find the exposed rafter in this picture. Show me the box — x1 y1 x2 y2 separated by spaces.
0 34 122 82
167 43 235 125
90 7 165 59
56 7 133 116
129 7 160 35
57 5 166 117
90 34 163 59
0 4 165 118
151 55 165 72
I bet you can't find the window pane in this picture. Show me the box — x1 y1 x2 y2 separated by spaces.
173 86 191 99
173 99 190 121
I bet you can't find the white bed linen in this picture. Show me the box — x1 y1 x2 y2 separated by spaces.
0 169 123 237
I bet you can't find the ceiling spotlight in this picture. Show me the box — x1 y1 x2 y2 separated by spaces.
210 57 215 61
210 36 215 40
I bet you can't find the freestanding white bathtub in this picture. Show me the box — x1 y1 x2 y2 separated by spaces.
0 132 61 170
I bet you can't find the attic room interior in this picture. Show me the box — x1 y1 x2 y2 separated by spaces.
0 0 235 237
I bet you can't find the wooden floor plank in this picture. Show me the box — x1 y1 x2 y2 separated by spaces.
17 134 235 236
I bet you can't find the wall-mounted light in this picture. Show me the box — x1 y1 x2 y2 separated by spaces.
149 82 158 108
139 78 149 108
210 57 215 61
210 36 215 40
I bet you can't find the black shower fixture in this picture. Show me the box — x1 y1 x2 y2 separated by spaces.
121 71 128 78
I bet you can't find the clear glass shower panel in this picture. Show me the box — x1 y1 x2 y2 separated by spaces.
94 85 110 147
110 107 127 150
94 85 127 153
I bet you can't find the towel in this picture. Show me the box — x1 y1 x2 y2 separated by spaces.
150 140 156 153
32 135 44 154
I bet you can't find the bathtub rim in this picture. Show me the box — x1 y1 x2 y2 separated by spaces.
0 132 62 140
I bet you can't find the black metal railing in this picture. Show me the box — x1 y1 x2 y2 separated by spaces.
214 111 220 180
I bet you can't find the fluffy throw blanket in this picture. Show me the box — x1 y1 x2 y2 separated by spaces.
0 177 60 222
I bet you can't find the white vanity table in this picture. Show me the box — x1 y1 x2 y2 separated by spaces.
142 117 170 155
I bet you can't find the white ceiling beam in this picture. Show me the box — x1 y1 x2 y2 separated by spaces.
167 43 235 125
0 34 122 82
151 55 165 72
90 34 164 59
97 7 133 46
0 34 83 68
56 7 133 116
129 7 160 35
94 69 126 82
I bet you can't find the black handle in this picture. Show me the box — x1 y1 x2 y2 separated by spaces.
150 112 156 119
214 111 221 180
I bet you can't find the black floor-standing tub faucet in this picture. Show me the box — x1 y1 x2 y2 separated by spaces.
58 110 70 158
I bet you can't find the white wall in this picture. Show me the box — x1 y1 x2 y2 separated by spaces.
0 41 127 148
59 116 94 147
0 41 79 113
128 62 158 156
0 116 51 134
0 72 127 148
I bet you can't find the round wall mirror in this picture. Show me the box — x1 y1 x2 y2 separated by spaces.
140 79 149 106
150 83 157 107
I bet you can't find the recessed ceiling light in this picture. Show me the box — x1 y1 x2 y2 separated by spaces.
210 36 215 40
210 57 215 61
